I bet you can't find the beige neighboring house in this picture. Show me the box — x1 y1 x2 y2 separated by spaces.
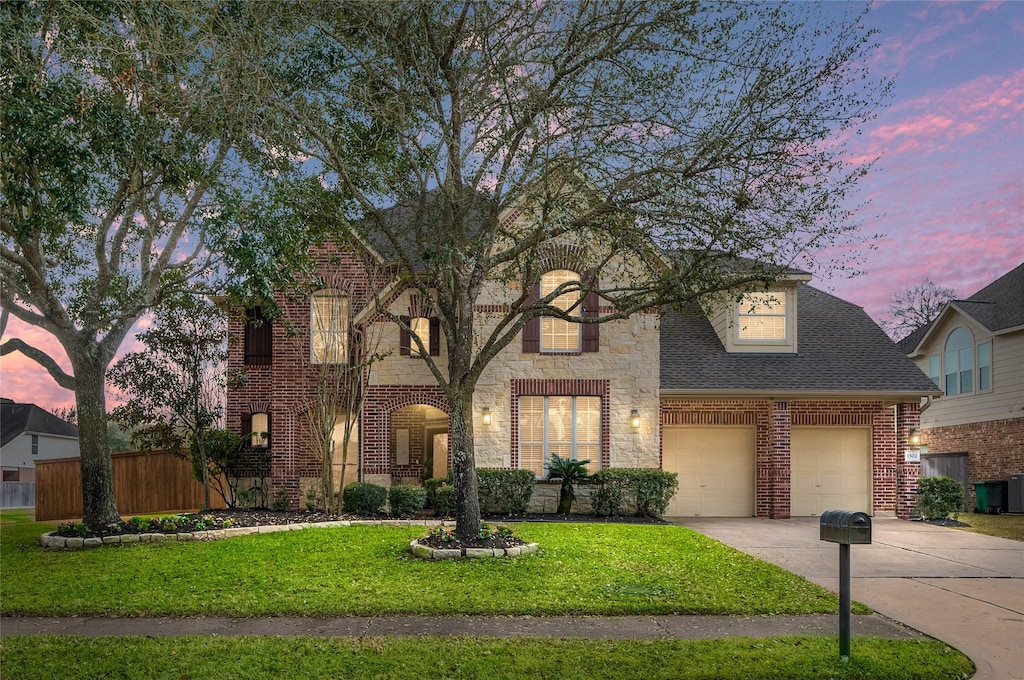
0 398 80 483
899 263 1024 505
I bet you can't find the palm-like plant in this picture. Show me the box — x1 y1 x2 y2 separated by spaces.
546 454 592 514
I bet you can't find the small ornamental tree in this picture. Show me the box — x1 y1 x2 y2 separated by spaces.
547 455 592 515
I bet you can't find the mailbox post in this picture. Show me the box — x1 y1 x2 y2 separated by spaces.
819 510 871 662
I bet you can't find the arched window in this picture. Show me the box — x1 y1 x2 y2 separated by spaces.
541 269 581 352
943 327 973 396
311 289 349 364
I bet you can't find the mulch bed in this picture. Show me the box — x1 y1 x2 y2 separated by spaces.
54 508 665 539
920 517 972 528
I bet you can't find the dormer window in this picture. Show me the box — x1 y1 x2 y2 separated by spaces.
737 292 787 341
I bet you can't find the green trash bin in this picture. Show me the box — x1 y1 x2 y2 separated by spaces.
972 481 989 514
985 480 1009 514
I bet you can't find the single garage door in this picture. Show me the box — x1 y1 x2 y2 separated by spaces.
662 426 755 516
791 427 871 516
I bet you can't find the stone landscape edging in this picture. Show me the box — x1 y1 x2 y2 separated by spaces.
39 518 458 550
409 539 539 560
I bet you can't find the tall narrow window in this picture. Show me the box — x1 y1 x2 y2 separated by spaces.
311 289 349 364
541 270 581 352
410 317 429 356
928 355 941 388
518 396 600 477
978 341 992 391
943 327 973 396
737 292 787 341
31 435 39 456
251 412 269 448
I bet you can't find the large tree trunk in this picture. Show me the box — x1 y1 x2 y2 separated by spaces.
73 353 121 527
448 390 481 541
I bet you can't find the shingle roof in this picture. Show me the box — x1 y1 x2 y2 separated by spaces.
897 263 1023 354
0 399 79 448
660 284 940 394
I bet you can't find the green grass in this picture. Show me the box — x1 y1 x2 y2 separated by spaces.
953 512 1024 541
0 636 973 680
0 508 34 524
1 521 845 617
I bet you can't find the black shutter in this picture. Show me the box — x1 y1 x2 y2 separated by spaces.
581 270 600 353
399 316 411 356
241 414 252 445
523 280 540 353
244 307 273 365
429 317 440 356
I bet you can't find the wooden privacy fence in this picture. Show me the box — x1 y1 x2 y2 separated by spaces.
35 450 226 521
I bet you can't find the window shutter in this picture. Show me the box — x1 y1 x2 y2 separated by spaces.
581 270 600 353
429 317 440 356
265 412 272 448
523 281 540 353
399 316 411 356
244 307 273 365
241 414 252 442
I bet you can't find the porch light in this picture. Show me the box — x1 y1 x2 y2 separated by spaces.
630 409 640 429
482 407 491 426
908 429 922 448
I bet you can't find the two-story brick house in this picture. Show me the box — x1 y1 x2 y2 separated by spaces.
226 211 940 519
898 264 1024 506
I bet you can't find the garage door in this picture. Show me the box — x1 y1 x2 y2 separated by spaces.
791 427 871 516
662 427 755 516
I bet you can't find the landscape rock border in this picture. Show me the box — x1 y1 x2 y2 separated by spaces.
40 519 457 550
410 539 539 560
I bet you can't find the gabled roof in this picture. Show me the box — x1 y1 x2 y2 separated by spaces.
660 284 941 396
0 399 79 448
900 263 1024 355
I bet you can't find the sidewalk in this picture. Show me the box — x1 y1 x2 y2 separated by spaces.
0 613 922 640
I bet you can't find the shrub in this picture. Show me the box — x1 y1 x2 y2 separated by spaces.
917 476 965 520
477 468 535 515
389 485 427 518
590 469 679 517
423 476 450 509
433 485 456 518
546 454 591 514
342 482 387 516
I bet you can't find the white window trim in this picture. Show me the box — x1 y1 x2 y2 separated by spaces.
518 396 601 477
540 270 582 353
934 328 993 397
735 291 788 344
410 316 429 357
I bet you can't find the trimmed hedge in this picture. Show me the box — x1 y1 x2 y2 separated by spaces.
590 469 678 517
434 485 456 518
342 482 387 515
917 476 965 519
478 468 535 515
423 477 450 509
388 485 427 518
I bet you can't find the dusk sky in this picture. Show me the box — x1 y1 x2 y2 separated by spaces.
1 1 1022 414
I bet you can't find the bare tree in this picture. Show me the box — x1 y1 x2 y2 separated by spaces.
257 1 890 540
881 280 958 342
302 272 390 514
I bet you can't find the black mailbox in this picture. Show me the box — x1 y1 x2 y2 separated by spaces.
819 510 871 545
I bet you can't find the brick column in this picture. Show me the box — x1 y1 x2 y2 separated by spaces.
770 401 791 519
270 410 300 509
896 402 922 519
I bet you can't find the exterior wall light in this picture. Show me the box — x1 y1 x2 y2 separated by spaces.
482 407 491 426
630 409 640 429
908 429 922 448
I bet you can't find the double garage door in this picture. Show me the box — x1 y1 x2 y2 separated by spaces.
662 426 871 517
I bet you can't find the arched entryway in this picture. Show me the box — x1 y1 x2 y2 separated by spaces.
390 404 449 485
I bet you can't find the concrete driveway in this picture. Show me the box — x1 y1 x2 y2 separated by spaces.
671 516 1024 680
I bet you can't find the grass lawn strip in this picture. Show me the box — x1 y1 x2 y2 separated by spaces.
952 512 1024 541
2 521 856 617
0 636 973 680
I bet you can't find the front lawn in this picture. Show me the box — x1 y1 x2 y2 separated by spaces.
0 508 34 524
953 512 1024 541
1 521 845 617
0 636 973 680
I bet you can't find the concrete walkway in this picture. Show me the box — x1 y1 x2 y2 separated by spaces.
0 612 918 640
671 516 1024 680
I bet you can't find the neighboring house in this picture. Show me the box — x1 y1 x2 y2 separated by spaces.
226 206 939 519
0 398 80 483
899 264 1024 503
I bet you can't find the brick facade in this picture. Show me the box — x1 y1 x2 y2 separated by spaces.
660 399 922 519
921 416 1024 492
